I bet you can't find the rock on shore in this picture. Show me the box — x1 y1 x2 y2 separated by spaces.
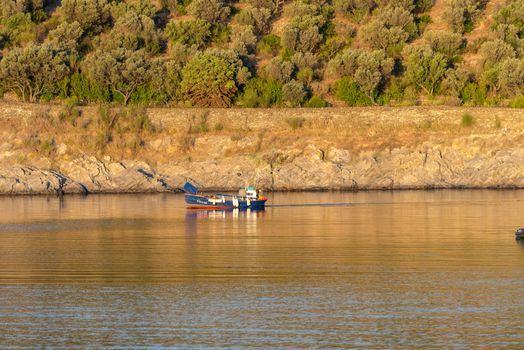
0 167 87 195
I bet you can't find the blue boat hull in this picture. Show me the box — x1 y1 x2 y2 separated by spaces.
185 194 267 210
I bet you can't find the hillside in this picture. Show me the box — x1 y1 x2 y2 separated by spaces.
0 0 524 108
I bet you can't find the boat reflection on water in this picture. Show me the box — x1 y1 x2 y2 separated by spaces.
185 208 266 220
185 208 265 236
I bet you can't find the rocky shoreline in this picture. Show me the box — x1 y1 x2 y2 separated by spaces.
2 142 524 195
1 103 524 195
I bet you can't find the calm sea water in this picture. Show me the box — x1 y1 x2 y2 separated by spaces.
1 191 524 348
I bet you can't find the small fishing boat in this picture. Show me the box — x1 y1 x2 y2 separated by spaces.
182 182 268 210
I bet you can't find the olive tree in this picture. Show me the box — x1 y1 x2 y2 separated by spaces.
282 80 306 106
230 25 257 56
111 0 157 20
262 57 295 82
248 0 276 12
59 0 111 35
328 48 394 102
83 48 164 104
282 15 324 53
424 31 463 61
165 19 212 50
291 52 319 70
334 0 374 22
47 21 84 51
0 12 37 48
495 59 524 97
375 0 414 10
0 43 69 102
493 24 522 50
378 5 417 40
403 45 448 96
360 19 408 52
478 39 516 69
284 1 318 17
187 0 230 24
441 66 472 97
236 7 272 35
159 43 199 101
101 11 160 53
482 58 524 97
0 0 44 19
0 0 25 19
493 0 524 40
442 0 482 33
328 49 360 77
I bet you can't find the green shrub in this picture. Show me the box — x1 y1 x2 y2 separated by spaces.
335 77 373 106
213 122 224 131
510 96 524 108
461 113 475 127
416 14 431 35
494 116 502 129
258 34 282 55
319 37 346 61
124 107 154 133
296 68 314 86
24 135 56 156
0 43 69 103
378 5 417 39
67 73 111 103
415 0 433 12
403 45 448 96
211 23 231 45
178 134 195 152
238 78 283 107
305 96 328 107
286 116 306 130
59 104 82 126
96 130 113 149
328 48 393 102
379 76 404 104
97 104 113 127
161 0 191 15
461 82 486 106
189 112 209 133
129 84 165 105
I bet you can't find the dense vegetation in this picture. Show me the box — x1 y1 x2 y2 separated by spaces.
1 0 524 107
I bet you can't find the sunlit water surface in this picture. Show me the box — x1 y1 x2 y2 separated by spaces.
1 191 524 348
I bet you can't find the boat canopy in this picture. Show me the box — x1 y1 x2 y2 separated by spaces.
183 182 199 194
